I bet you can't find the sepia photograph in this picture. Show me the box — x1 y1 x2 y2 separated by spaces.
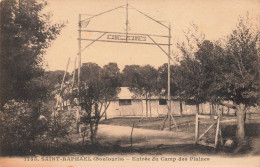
0 0 260 166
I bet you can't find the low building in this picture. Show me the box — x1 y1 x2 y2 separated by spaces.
58 87 237 119
105 87 204 118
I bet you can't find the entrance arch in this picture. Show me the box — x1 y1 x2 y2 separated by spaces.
77 2 176 130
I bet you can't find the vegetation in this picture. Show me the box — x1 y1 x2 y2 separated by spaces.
122 65 160 117
0 0 258 154
120 16 259 150
174 16 259 150
0 0 65 154
77 62 121 144
0 0 64 108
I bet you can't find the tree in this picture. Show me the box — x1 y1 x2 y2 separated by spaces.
101 63 121 119
78 62 121 144
0 0 64 109
0 0 64 154
43 70 72 105
158 63 182 115
176 16 260 149
45 70 70 86
121 65 141 87
195 17 259 148
157 64 178 97
223 16 259 148
175 24 208 113
194 40 227 103
122 65 159 118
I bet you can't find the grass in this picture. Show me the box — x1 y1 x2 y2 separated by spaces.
100 115 238 133
1 115 259 156
100 115 196 130
100 115 260 150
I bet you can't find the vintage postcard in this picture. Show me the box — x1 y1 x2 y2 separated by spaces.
0 0 260 167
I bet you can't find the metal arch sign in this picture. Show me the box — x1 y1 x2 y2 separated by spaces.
107 34 146 41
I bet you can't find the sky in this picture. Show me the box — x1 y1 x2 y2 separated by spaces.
43 0 260 72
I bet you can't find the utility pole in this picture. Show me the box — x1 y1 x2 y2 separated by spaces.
72 56 77 88
78 14 82 86
125 1 129 42
61 58 70 91
56 57 70 109
168 23 171 130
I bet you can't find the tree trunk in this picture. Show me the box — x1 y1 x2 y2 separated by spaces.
210 103 212 114
196 104 199 114
149 99 152 118
88 113 94 145
216 104 219 116
234 103 248 153
236 103 246 142
179 101 183 117
87 105 94 145
92 103 99 142
93 118 100 140
146 99 148 118
105 110 107 120
101 102 110 119
212 104 216 115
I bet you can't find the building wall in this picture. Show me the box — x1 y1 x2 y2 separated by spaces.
198 102 236 115
105 99 198 118
182 103 197 115
146 100 182 117
105 100 238 119
106 100 143 118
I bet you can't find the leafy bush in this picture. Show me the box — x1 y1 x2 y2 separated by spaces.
0 101 74 155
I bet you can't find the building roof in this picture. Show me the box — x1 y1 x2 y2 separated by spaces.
117 87 168 100
117 87 135 99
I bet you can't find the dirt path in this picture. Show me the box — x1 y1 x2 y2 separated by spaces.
97 124 194 147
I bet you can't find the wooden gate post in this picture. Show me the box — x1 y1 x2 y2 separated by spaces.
214 115 220 148
195 113 199 143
